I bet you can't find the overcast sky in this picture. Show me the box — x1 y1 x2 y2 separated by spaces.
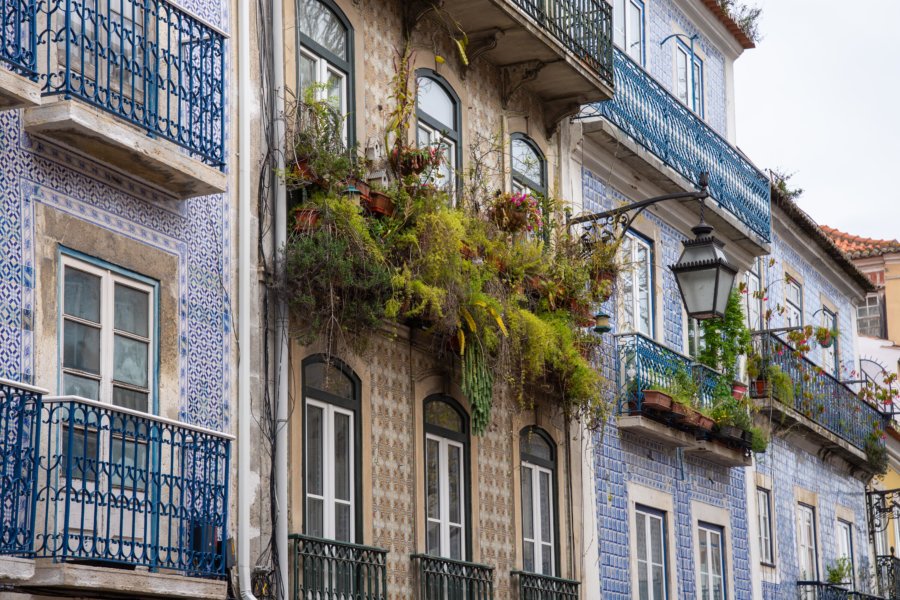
733 0 900 241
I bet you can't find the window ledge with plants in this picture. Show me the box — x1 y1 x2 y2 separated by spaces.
278 53 620 434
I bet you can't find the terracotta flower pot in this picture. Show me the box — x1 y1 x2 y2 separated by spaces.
670 402 688 420
696 415 715 432
731 382 749 400
751 379 769 398
641 390 673 413
717 424 744 443
292 207 320 232
365 190 395 217
681 408 701 428
351 178 371 201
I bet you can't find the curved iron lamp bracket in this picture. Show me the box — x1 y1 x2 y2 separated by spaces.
867 489 900 537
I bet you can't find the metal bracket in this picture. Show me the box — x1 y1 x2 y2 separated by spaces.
868 489 900 537
501 60 545 108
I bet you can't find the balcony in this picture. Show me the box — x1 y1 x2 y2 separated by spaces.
22 0 226 199
290 534 388 600
412 553 494 600
876 555 900 599
0 0 42 108
616 333 752 467
434 0 613 129
512 570 579 599
0 392 231 597
797 582 852 600
579 48 771 253
752 332 886 470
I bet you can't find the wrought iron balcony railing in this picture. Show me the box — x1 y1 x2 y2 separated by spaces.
753 332 886 452
37 0 225 168
412 553 494 600
797 582 851 600
0 0 36 77
31 396 231 578
0 378 43 556
581 47 771 243
512 570 580 600
876 555 900 599
616 332 725 414
290 534 388 600
511 0 613 85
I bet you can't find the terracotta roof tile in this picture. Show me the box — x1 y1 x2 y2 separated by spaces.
820 225 900 259
700 0 756 49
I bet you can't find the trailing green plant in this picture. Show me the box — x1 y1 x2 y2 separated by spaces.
707 381 753 430
865 432 889 475
766 364 794 403
697 289 751 382
747 425 769 453
825 557 853 585
649 367 699 407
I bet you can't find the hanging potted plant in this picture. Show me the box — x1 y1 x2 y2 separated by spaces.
814 326 837 349
583 235 621 302
364 189 396 217
291 203 321 232
488 191 543 234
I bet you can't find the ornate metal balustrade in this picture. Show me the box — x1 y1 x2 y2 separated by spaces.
876 555 900 600
581 47 771 242
797 582 851 600
753 332 886 452
511 0 613 85
412 554 494 600
850 592 888 600
615 332 726 414
0 0 36 77
37 0 225 167
0 378 43 556
32 396 231 577
290 534 388 600
512 570 579 600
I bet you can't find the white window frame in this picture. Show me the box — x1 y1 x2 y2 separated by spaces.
745 259 763 331
836 520 854 589
757 488 773 565
786 278 803 328
635 506 667 600
858 293 883 338
675 41 704 116
614 0 645 65
60 254 155 411
821 306 838 377
697 524 726 600
620 232 654 337
417 121 456 191
522 461 555 576
304 398 355 542
796 504 818 582
425 433 466 559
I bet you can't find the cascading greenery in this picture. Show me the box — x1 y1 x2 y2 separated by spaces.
462 339 494 435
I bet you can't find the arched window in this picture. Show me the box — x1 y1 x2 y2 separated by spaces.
298 0 354 142
511 133 547 197
424 395 469 559
302 355 361 542
415 70 461 192
520 426 557 575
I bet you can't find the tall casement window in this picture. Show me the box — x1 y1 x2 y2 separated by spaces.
298 0 353 140
745 258 764 331
303 356 361 542
796 504 818 582
675 40 704 116
697 524 726 600
836 520 855 588
785 277 803 328
511 134 547 197
61 253 156 412
520 427 557 576
416 70 461 192
613 0 645 64
756 488 773 565
858 293 884 338
620 232 654 336
424 395 469 559
822 306 839 377
634 506 667 600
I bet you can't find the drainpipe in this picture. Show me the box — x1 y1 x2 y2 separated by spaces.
272 0 290 593
237 0 256 595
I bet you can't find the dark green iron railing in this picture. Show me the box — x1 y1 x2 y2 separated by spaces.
412 553 494 600
512 570 579 600
797 582 851 600
291 534 387 600
877 555 900 599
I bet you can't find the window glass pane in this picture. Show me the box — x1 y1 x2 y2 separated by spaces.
637 244 651 335
417 77 455 130
426 438 440 519
539 470 551 542
636 512 647 559
64 267 101 323
650 516 663 564
114 284 149 337
64 320 101 374
541 542 552 574
627 1 642 61
524 540 535 572
450 525 462 560
692 61 703 113
63 373 100 400
425 399 462 432
522 466 534 539
334 412 351 501
651 565 664 600
110 437 147 490
61 426 99 481
512 138 543 187
676 49 689 104
299 52 316 92
306 404 324 496
335 503 351 542
326 67 344 109
427 521 441 555
521 430 552 462
307 497 324 537
113 386 148 411
304 361 354 399
448 444 461 524
113 335 149 388
638 564 649 600
613 0 625 47
298 0 347 59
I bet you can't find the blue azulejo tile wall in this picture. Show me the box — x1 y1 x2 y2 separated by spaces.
0 0 231 434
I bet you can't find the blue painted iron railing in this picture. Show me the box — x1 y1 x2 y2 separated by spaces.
32 396 231 577
38 0 225 167
615 332 726 414
291 534 388 600
511 0 613 86
0 0 36 77
581 47 771 242
412 554 494 600
753 333 886 452
512 570 580 600
0 378 43 556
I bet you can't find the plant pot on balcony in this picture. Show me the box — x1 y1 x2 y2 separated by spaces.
696 415 715 433
641 390 673 413
351 178 371 202
751 379 769 398
716 424 744 444
292 207 321 232
670 401 689 421
365 190 396 217
681 406 701 428
731 381 749 400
